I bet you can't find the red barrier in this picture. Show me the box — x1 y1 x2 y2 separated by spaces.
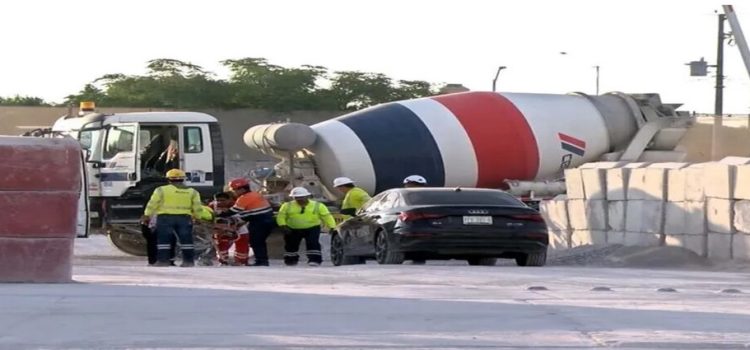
0 137 82 283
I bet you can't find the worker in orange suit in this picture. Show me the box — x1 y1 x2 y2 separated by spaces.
217 178 275 266
209 192 250 266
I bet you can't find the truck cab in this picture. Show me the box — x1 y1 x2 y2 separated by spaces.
51 109 225 231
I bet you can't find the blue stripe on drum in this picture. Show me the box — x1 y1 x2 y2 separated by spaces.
397 98 479 188
337 103 445 193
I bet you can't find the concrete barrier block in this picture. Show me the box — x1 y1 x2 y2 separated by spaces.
665 234 707 257
625 200 663 234
664 201 706 235
734 165 750 200
707 232 733 260
540 199 569 231
704 158 750 199
626 168 649 200
607 201 626 232
732 234 750 260
0 137 82 191
733 200 750 234
705 164 734 199
0 237 73 283
606 163 649 200
667 168 687 202
607 231 626 244
684 164 707 201
564 168 585 199
571 230 606 247
568 200 607 231
624 232 661 246
581 168 607 199
0 192 80 238
548 230 571 251
707 198 735 234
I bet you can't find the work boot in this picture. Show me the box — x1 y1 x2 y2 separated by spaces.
152 261 171 267
308 262 321 267
180 261 195 268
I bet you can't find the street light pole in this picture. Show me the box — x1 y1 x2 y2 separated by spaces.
492 66 506 92
594 65 600 95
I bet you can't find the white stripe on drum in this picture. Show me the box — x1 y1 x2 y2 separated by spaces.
500 93 610 179
398 98 479 187
311 120 377 194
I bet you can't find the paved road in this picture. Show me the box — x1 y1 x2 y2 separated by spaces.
1 238 750 349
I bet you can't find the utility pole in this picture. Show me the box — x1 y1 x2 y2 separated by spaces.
492 66 506 92
715 13 726 115
712 13 727 161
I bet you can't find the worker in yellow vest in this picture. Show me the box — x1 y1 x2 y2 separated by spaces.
276 187 337 266
333 177 371 218
141 169 203 267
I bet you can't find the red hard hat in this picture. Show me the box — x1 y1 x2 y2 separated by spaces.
228 178 250 190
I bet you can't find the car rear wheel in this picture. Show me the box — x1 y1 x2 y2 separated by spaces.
330 234 364 266
375 232 404 265
467 257 497 266
515 250 547 267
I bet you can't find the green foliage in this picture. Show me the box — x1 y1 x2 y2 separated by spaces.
64 58 443 111
0 95 49 106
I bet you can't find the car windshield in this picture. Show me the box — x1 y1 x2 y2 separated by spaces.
404 190 524 206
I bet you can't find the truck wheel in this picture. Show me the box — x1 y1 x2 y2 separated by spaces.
515 251 547 267
375 232 404 265
108 229 147 256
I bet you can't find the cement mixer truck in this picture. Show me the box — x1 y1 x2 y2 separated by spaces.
244 91 691 208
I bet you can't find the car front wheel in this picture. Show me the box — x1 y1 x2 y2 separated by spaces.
330 233 364 266
375 232 404 265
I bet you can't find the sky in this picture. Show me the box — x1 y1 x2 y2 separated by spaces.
0 0 749 114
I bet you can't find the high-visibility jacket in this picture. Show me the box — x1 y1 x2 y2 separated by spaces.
341 187 371 216
222 191 273 223
143 184 202 217
276 200 337 230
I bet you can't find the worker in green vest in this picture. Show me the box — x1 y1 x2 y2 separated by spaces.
332 177 371 217
141 169 203 267
276 187 337 267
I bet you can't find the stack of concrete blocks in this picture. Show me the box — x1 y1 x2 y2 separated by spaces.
604 162 652 245
624 163 689 246
538 195 571 250
704 157 750 260
663 163 708 256
733 164 750 259
563 162 627 246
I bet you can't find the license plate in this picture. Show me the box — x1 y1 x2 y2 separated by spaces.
463 216 493 225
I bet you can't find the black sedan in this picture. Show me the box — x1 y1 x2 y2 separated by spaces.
330 187 548 266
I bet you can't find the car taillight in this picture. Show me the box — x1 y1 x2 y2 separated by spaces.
510 214 545 222
399 212 444 222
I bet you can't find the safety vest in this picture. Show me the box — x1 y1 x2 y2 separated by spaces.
342 187 371 212
144 184 202 217
277 200 337 230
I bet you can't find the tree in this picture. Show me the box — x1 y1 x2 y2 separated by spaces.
0 95 49 106
62 57 444 111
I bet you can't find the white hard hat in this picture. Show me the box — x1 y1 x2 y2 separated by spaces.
333 177 354 187
403 175 427 184
290 186 312 198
